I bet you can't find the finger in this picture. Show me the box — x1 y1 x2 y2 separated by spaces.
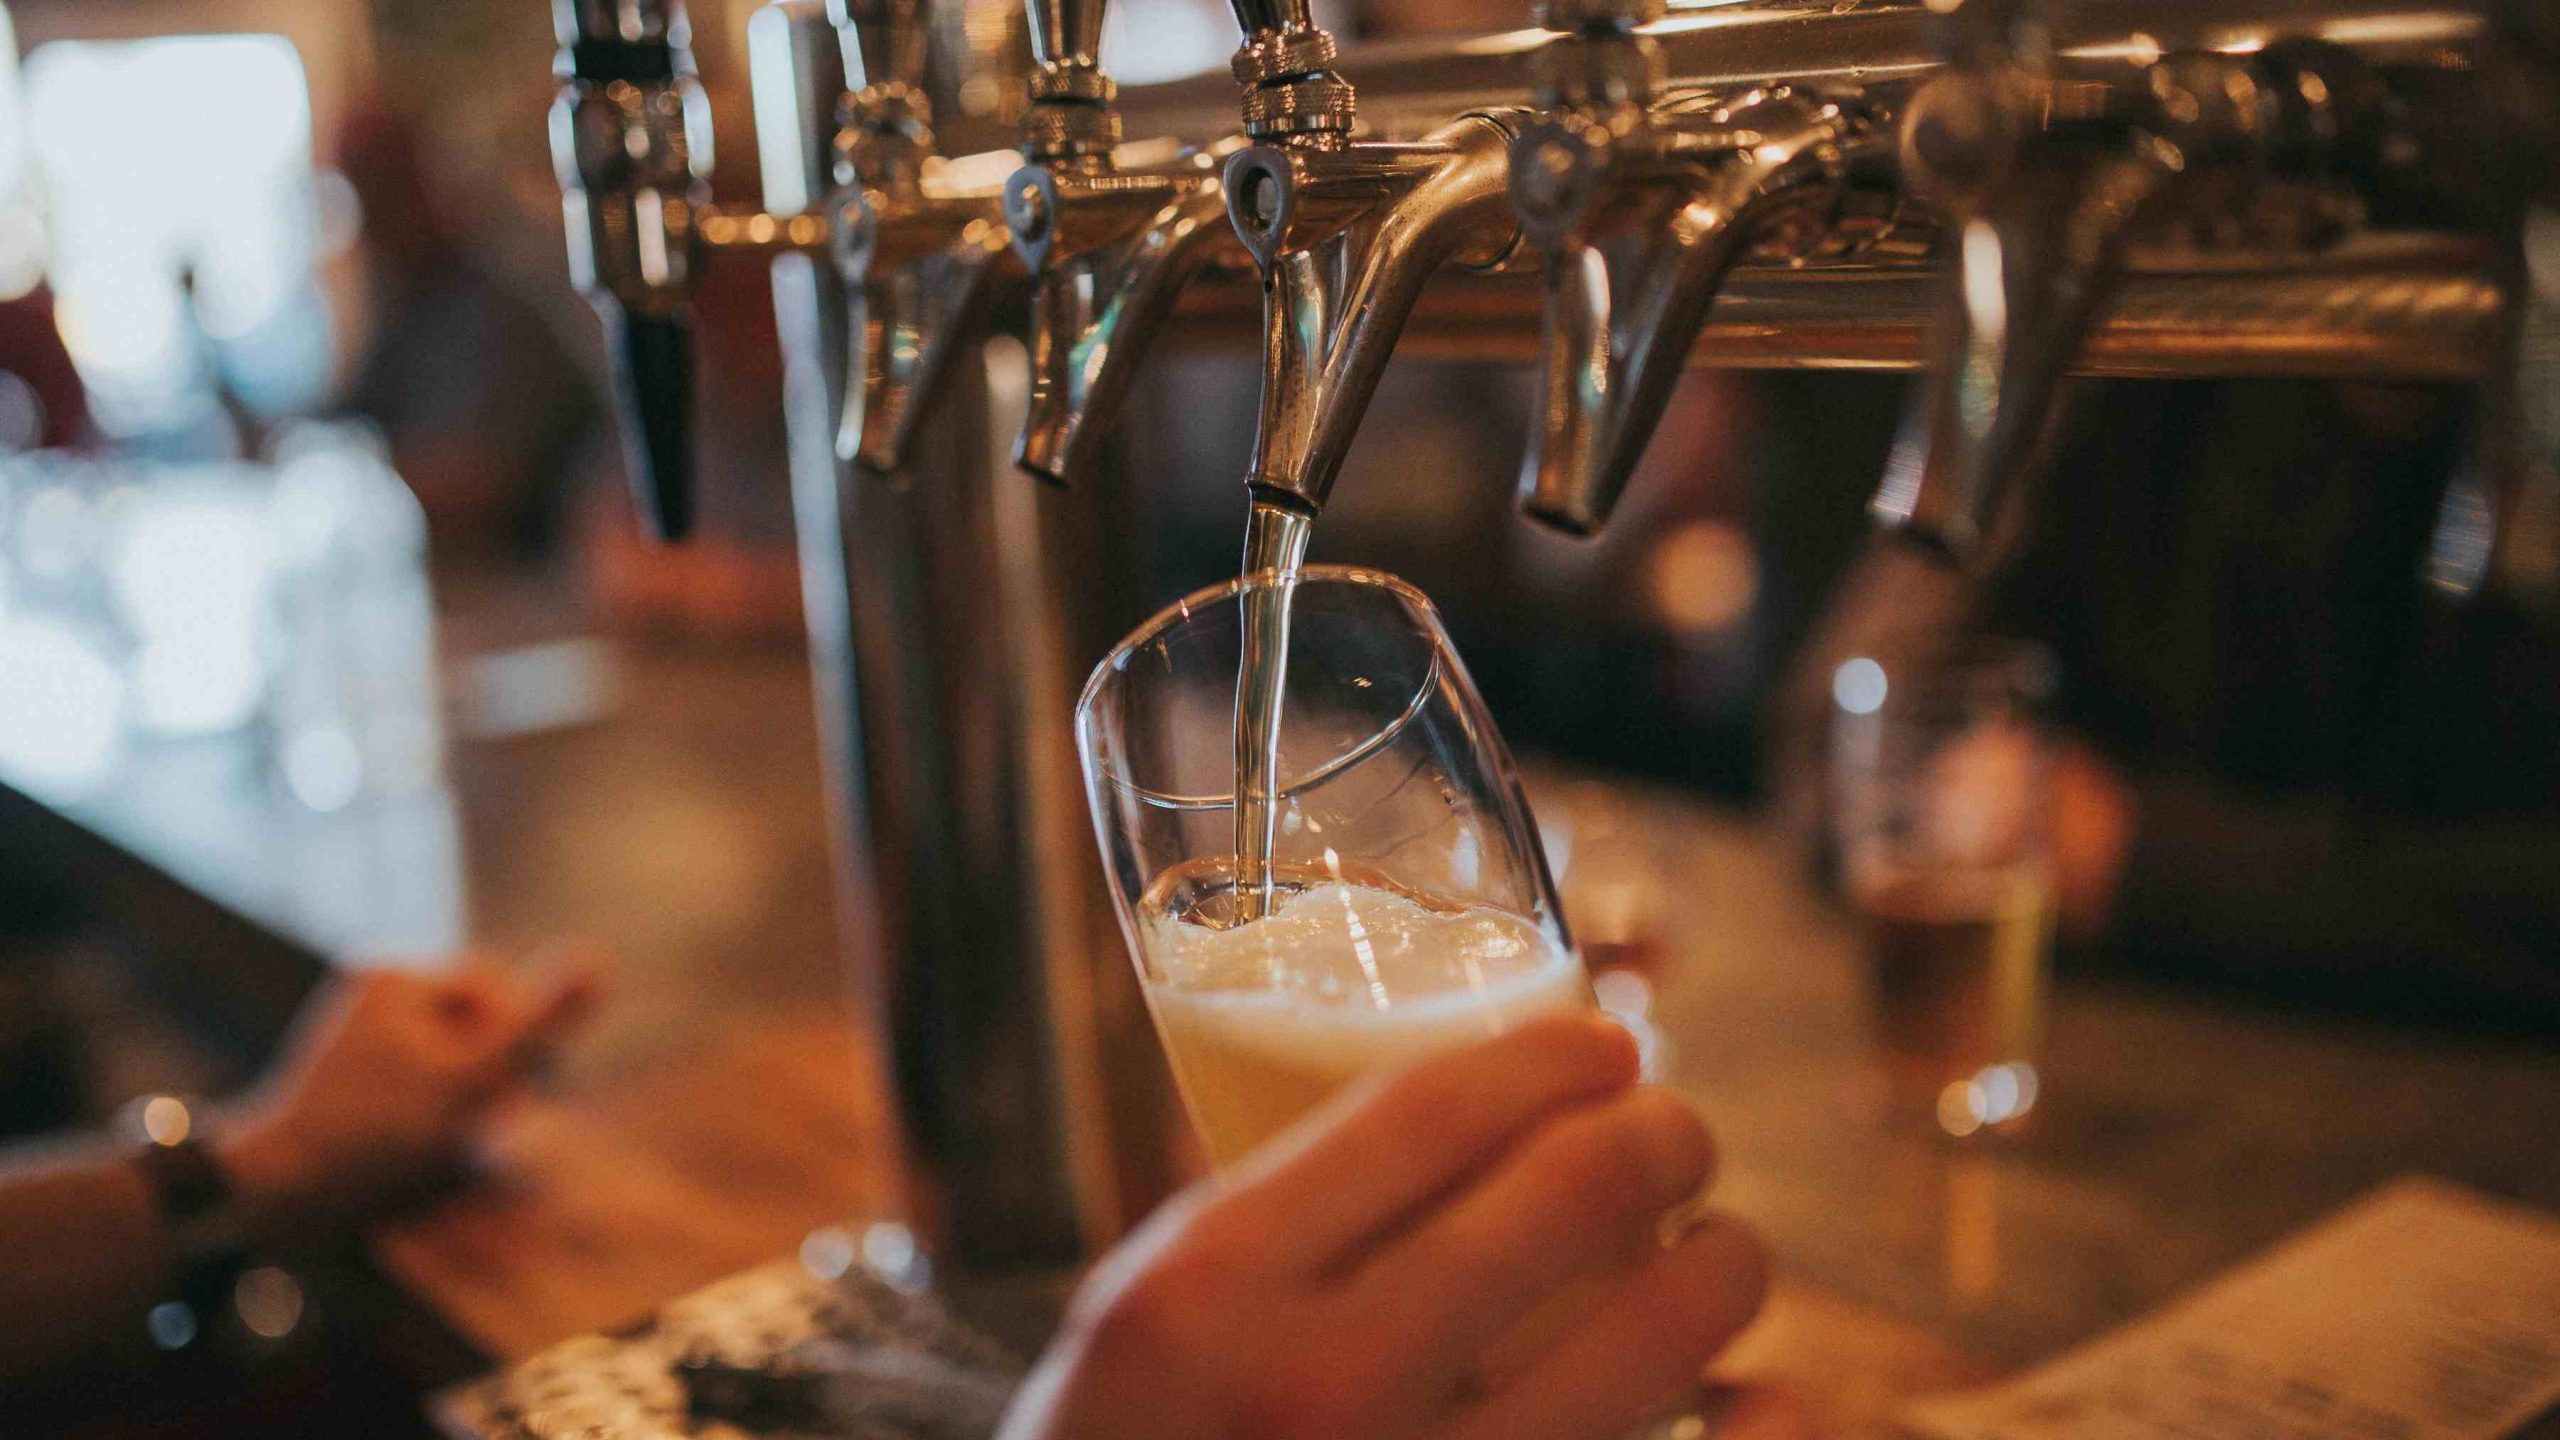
1355 1087 1713 1375
1210 1014 1640 1272
1439 1212 1768 1440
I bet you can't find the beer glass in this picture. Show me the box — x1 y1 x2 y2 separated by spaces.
1829 639 2055 1137
1077 566 1591 1166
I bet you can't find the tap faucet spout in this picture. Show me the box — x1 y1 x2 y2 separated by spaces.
1514 88 1875 535
825 0 1019 478
1009 154 1242 485
1870 141 2186 552
1871 3 2274 557
833 179 1015 477
1004 0 1249 487
1223 114 1524 512
2432 208 2560 618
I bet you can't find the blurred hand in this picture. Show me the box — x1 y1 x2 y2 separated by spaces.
998 1015 1768 1440
217 952 603 1225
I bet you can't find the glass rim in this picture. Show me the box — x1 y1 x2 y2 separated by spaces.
1078 564 1448 812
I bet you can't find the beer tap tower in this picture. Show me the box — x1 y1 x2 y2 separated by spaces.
549 0 2554 1271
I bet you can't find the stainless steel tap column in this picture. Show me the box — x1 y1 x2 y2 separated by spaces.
556 0 1184 1270
806 0 1186 1263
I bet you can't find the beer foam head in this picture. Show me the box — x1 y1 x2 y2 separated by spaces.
1146 881 1575 1012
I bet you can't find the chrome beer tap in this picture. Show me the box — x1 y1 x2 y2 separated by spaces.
1508 0 1886 536
551 0 838 538
551 0 717 539
2430 0 2560 620
1868 0 2284 558
831 0 1019 478
1218 0 1528 515
1001 0 1244 487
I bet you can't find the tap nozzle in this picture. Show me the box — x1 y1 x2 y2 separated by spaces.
1512 71 1874 534
1871 0 2275 559
2431 208 2560 619
831 174 1015 477
551 0 711 541
1002 0 1245 487
1006 147 1239 486
1221 112 1523 512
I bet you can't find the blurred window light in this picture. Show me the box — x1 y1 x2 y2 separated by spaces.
1099 0 1234 85
25 35 328 433
0 615 124 796
0 7 38 301
108 480 272 737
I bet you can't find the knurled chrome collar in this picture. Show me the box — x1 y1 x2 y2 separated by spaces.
1241 73 1358 141
1021 99 1124 158
1231 26 1339 87
1029 61 1116 105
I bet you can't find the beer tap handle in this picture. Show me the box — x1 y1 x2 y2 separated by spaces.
606 310 696 539
551 0 711 541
